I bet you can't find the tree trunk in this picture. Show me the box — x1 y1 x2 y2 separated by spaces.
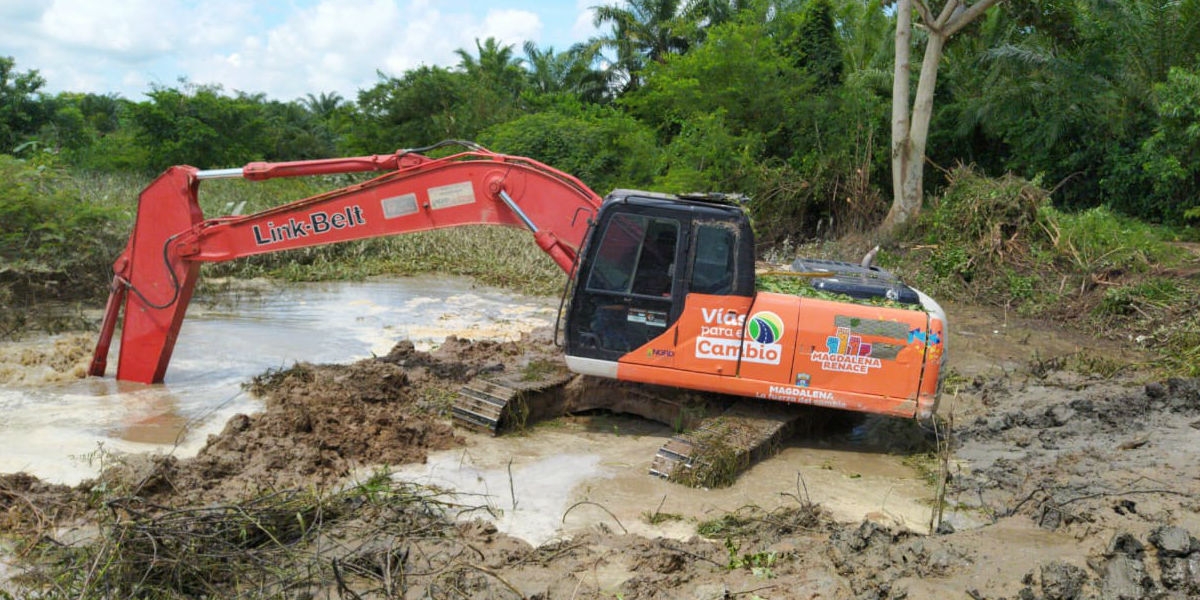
887 30 945 232
881 0 1003 236
886 0 916 234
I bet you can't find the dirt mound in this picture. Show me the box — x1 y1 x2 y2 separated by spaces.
0 473 86 535
98 333 561 507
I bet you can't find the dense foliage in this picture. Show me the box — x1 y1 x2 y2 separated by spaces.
2 1 1196 235
0 0 1197 372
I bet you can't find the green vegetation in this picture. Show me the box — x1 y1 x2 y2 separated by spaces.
0 156 129 290
756 273 921 310
898 166 1199 378
0 1 1196 373
722 538 778 578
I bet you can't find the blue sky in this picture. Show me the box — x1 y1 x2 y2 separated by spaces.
0 0 603 102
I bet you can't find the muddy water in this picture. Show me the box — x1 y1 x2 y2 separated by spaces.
4 274 939 544
0 276 556 484
393 415 936 545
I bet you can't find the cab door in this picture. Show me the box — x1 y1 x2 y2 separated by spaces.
670 220 755 376
566 209 684 363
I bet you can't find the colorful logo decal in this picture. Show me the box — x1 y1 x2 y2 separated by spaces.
810 326 882 375
907 328 941 345
908 327 944 362
694 307 782 365
747 311 784 344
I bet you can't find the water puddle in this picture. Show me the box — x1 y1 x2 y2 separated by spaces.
393 415 936 546
0 276 556 484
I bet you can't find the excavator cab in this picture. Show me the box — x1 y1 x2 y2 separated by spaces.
564 190 755 372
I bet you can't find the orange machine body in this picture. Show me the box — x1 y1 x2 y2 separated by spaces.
615 293 944 419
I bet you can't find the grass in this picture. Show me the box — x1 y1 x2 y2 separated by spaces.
641 495 685 526
897 166 1200 379
204 226 564 296
667 427 745 489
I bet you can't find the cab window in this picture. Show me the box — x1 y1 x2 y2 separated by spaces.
689 224 736 295
587 213 679 298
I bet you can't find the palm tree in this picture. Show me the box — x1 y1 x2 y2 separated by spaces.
592 0 696 92
302 92 344 119
688 0 752 28
523 41 613 103
455 37 526 96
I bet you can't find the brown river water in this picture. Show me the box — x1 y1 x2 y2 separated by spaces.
0 276 555 484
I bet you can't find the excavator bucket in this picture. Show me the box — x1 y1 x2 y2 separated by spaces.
89 166 204 384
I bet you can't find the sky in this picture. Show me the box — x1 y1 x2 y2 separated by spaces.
0 0 604 102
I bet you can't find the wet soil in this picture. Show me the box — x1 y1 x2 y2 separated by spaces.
3 301 1200 599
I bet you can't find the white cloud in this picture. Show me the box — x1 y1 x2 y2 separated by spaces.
184 1 546 100
39 0 177 58
0 0 584 100
477 9 542 46
572 0 600 43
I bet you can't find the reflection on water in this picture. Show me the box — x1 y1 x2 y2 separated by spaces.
0 276 556 485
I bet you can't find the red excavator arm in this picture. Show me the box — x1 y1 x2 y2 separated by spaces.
89 143 602 384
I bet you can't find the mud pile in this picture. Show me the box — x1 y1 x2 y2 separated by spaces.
94 332 560 506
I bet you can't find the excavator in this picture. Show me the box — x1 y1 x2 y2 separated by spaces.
89 141 947 484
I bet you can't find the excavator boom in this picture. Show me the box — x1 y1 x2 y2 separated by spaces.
89 145 601 384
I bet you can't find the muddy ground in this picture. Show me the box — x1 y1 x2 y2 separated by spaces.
2 300 1200 599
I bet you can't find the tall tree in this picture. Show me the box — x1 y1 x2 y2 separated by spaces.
455 37 526 97
592 0 697 93
522 41 612 103
883 0 1003 234
455 37 529 128
351 67 470 151
302 92 345 119
777 0 844 88
130 83 270 170
0 57 49 153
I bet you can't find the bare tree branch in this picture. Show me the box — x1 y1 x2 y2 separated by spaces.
945 0 1003 38
935 0 961 28
913 0 939 31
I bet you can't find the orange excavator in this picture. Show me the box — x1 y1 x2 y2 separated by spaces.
89 141 946 483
